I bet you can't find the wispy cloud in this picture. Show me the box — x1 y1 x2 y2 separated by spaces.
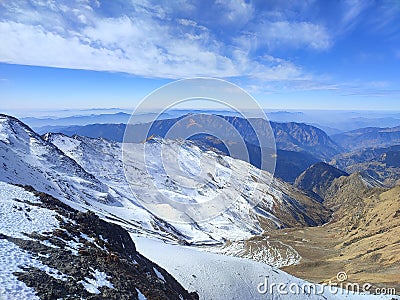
334 80 400 97
251 21 331 50
341 88 400 97
367 1 400 35
340 0 371 32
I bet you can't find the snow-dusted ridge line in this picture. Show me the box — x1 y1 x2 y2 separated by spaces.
47 131 330 245
0 114 113 205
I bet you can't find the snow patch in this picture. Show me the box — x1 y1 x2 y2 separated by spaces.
153 267 165 282
133 236 399 300
79 269 114 294
0 182 60 239
0 239 68 299
136 288 147 300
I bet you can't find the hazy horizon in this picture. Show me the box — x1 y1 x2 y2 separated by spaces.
3 107 400 119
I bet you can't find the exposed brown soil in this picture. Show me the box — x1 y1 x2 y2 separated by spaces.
268 185 400 295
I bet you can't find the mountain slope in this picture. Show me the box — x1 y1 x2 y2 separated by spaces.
275 176 399 293
332 126 400 151
0 114 202 243
331 145 400 187
0 182 197 299
274 149 320 183
0 114 330 247
323 172 387 215
45 132 330 243
270 121 343 159
294 162 349 202
187 133 319 183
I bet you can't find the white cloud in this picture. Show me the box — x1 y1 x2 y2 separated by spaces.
0 17 242 79
0 0 326 84
178 18 197 27
215 0 254 25
1 0 397 100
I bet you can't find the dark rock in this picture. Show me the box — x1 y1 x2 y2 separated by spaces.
6 187 198 300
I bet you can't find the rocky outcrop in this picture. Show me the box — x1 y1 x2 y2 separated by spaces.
3 185 198 300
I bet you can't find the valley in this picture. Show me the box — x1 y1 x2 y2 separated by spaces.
273 184 400 293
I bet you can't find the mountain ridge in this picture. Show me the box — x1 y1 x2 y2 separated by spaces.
332 125 400 151
331 145 400 187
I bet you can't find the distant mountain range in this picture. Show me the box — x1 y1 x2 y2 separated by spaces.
22 112 131 127
37 114 344 160
332 125 400 151
24 112 176 131
24 110 400 136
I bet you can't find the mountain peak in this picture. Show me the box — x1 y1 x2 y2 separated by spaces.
0 114 114 205
0 114 41 143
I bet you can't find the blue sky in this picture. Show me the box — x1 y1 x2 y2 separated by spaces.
0 0 399 113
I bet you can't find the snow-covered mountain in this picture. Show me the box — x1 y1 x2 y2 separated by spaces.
0 114 328 289
0 114 113 204
45 131 329 244
0 114 190 242
1 114 328 245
